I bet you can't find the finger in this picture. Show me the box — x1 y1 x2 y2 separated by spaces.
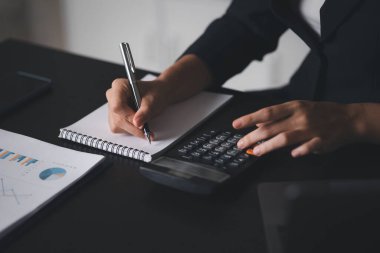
106 82 137 122
107 96 136 124
291 137 322 157
111 78 131 100
249 130 308 156
237 118 296 149
133 96 154 128
256 122 272 128
108 111 145 138
237 128 264 149
107 97 145 138
106 79 149 139
112 77 132 92
232 103 294 129
107 80 132 112
117 119 146 138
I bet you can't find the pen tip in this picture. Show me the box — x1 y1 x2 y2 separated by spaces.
146 134 152 144
144 129 152 144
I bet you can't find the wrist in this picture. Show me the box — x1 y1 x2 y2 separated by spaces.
346 103 368 142
156 54 212 104
149 79 173 108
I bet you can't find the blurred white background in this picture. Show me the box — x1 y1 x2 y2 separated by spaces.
0 0 309 91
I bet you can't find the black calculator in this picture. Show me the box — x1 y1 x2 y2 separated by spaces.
139 130 259 194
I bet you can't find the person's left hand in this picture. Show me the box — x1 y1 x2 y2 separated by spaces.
232 100 361 157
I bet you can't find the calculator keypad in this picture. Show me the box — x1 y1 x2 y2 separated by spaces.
176 130 256 170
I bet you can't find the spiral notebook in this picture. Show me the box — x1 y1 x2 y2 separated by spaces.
59 89 232 162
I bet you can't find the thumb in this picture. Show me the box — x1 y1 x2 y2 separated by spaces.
133 99 153 128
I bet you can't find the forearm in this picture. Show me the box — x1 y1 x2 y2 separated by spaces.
156 54 213 104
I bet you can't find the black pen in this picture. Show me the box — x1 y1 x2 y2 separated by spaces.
120 42 152 144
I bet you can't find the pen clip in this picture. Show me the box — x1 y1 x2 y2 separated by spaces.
124 43 136 74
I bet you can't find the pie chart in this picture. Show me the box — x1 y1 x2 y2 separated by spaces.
39 168 67 181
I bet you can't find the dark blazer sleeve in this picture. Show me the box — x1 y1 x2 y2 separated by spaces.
182 0 287 86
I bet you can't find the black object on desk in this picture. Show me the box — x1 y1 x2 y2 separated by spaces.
140 129 259 194
2 39 380 253
0 71 51 117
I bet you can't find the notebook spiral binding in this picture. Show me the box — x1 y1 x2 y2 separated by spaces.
59 129 150 162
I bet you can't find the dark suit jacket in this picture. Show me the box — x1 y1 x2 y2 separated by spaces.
184 0 380 103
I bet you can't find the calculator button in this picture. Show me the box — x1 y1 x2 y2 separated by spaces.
214 146 228 153
232 158 246 165
190 151 202 158
196 136 207 142
177 148 188 154
202 143 216 150
196 148 208 154
238 153 250 159
215 135 228 141
208 151 221 157
233 133 244 139
220 154 233 161
183 144 195 150
246 148 257 156
209 138 223 145
226 149 241 156
201 155 213 164
181 155 193 160
227 162 240 168
221 131 232 136
214 158 227 166
221 142 234 148
227 137 240 144
190 140 202 146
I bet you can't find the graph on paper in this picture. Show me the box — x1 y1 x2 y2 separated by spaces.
0 177 32 205
0 129 104 238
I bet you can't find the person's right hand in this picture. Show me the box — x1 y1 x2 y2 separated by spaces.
105 78 171 139
105 55 213 139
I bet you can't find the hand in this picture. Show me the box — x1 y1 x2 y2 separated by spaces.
232 100 362 157
105 55 213 139
105 78 170 139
